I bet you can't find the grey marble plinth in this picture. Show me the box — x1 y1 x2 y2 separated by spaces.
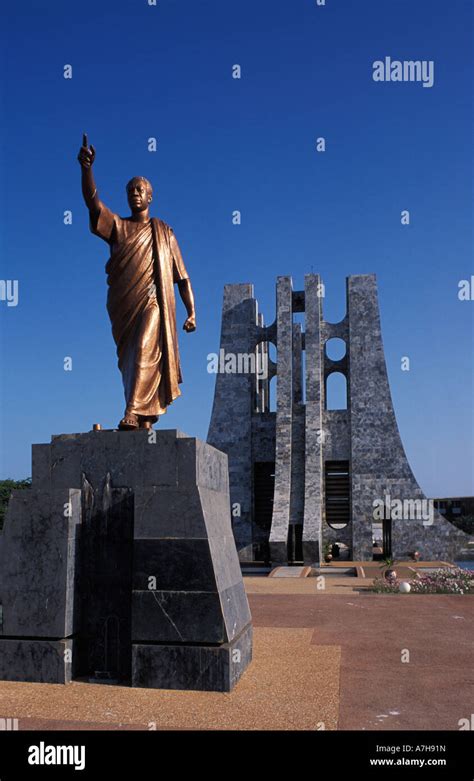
0 639 74 684
132 623 253 692
0 429 252 691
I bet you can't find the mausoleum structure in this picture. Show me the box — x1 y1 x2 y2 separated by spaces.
208 274 471 565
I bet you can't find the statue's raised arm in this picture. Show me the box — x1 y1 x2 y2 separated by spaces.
78 133 100 219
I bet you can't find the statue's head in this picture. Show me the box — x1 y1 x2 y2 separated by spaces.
126 176 153 214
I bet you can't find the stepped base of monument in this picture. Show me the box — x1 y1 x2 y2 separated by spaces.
0 625 253 692
132 622 253 692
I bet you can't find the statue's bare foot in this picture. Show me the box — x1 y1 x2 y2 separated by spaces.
118 412 139 430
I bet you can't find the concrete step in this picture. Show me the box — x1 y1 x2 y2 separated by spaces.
313 568 357 577
269 566 312 578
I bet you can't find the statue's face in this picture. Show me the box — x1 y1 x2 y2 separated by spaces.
127 179 152 213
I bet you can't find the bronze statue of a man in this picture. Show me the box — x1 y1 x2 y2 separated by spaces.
78 135 196 431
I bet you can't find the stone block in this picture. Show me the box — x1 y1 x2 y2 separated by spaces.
133 485 230 540
132 623 253 692
132 590 225 644
0 639 74 684
0 488 81 637
177 438 229 492
133 539 217 591
269 540 288 565
207 534 247 592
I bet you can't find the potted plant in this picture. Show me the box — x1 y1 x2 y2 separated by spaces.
323 542 333 563
380 557 398 582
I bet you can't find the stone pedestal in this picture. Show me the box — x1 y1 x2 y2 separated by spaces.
0 430 252 692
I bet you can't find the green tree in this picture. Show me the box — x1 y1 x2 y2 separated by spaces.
0 478 31 530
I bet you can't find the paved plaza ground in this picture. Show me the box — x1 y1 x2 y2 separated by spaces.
0 571 472 731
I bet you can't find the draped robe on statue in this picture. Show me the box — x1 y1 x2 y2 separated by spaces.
91 205 189 420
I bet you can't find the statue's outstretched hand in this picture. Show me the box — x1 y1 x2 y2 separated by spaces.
78 133 96 168
183 315 196 332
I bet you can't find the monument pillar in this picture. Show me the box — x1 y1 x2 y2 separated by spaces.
302 274 324 563
269 277 294 563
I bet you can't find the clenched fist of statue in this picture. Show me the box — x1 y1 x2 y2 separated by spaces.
183 314 196 332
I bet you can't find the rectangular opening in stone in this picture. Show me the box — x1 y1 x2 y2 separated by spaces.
382 515 393 559
287 524 303 563
325 461 350 528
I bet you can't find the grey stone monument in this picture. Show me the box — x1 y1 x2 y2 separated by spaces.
0 430 252 691
207 274 472 564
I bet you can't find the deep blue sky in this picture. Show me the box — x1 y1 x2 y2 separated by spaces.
0 0 472 496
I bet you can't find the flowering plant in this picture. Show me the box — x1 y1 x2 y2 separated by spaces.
409 567 473 595
371 567 474 595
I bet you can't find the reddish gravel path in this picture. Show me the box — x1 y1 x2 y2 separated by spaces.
249 593 474 730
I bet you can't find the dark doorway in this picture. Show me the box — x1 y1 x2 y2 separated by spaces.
325 461 350 528
253 462 275 562
382 516 393 559
79 475 134 682
287 524 303 563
